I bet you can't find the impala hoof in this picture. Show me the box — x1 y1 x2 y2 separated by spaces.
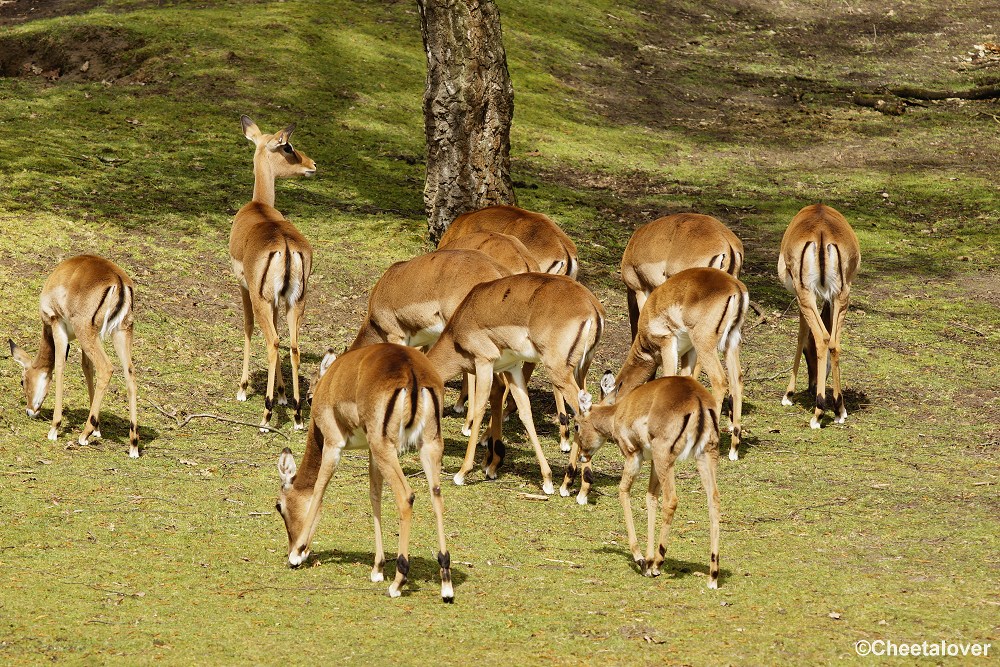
461 426 472 437
559 441 571 453
708 578 719 590
128 446 140 459
48 427 59 441
576 493 588 506
236 390 247 402
77 434 89 446
387 585 403 599
729 448 739 461
541 481 554 495
559 486 570 497
371 571 384 583
810 419 821 429
277 395 288 406
452 403 466 415
781 395 793 406
293 421 305 431
453 472 465 486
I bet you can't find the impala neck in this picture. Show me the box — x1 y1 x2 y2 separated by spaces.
587 403 617 439
613 336 659 401
425 332 468 382
33 323 56 374
292 420 323 491
348 319 385 352
251 148 277 207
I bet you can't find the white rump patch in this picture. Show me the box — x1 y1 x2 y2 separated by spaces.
100 285 130 340
285 252 304 306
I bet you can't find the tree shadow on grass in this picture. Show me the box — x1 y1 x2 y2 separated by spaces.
309 548 469 597
596 545 733 587
781 386 869 425
54 407 161 453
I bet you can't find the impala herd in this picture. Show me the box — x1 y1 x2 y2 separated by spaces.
7 117 861 603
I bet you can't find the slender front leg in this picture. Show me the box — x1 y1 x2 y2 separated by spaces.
368 451 386 582
618 452 644 573
454 361 493 485
48 323 70 441
111 328 140 458
828 286 852 423
782 314 809 406
482 376 507 479
271 305 287 406
251 300 281 431
237 286 254 401
504 366 554 494
644 465 663 576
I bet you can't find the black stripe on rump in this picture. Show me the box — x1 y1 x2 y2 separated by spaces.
259 252 277 298
382 387 402 438
565 320 587 368
726 246 736 274
714 295 734 335
91 286 113 326
405 374 419 429
669 413 691 454
798 242 811 287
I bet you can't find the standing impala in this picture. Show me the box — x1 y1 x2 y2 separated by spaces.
778 203 860 428
438 204 579 278
276 344 454 602
574 376 721 588
425 273 604 493
621 213 743 340
230 116 315 431
9 255 139 457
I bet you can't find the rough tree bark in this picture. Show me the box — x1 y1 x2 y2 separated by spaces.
417 0 516 243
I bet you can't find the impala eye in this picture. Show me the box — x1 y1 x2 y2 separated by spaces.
282 143 293 154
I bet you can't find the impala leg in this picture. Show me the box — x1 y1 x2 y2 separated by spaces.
692 335 731 449
782 314 810 406
271 306 287 406
482 376 507 479
252 300 281 431
48 323 70 442
454 373 469 416
374 446 414 599
724 336 744 461
76 327 113 446
505 366 554 494
81 351 95 406
793 287 832 428
649 458 677 578
420 430 454 603
554 387 572 453
111 328 139 458
288 433 343 567
559 427 582 499
455 363 492 486
829 286 852 424
658 336 680 378
368 451 386 582
285 300 306 430
508 362 536 421
697 450 722 589
619 451 645 573
237 286 254 401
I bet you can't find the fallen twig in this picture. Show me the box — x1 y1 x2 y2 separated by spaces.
146 399 289 439
950 321 986 337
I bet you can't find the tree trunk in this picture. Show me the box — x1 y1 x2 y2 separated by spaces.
417 0 516 244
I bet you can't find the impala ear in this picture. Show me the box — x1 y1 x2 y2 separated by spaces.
317 348 337 379
599 371 616 401
578 390 593 415
241 115 261 144
278 447 297 488
9 339 31 368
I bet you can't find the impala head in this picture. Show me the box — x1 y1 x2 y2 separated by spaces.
9 339 48 418
241 115 317 178
276 447 317 567
574 389 610 463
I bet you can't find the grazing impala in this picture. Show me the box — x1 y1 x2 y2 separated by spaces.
778 203 860 428
9 255 139 457
230 116 315 431
573 376 721 588
568 268 746 482
438 205 579 278
621 213 743 340
276 344 454 602
426 273 605 493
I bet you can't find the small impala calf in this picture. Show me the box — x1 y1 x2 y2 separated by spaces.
230 116 315 430
426 273 604 493
438 204 579 278
9 254 139 457
777 204 860 428
276 344 454 602
575 376 722 588
621 213 743 340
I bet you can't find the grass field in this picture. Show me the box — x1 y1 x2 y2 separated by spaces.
0 0 997 664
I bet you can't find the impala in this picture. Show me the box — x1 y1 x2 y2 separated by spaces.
9 254 139 457
574 376 721 588
425 273 605 493
230 116 315 431
276 344 454 602
438 204 579 278
621 213 743 340
777 203 860 428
